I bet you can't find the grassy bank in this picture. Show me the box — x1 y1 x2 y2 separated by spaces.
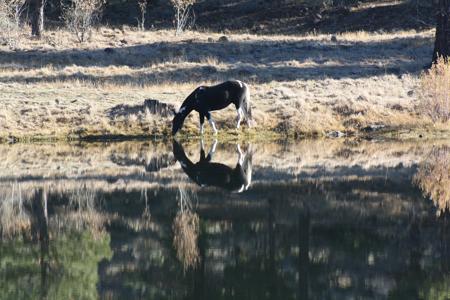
0 28 448 142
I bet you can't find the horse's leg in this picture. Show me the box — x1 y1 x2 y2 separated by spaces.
199 138 206 161
199 113 205 135
206 112 218 134
236 144 244 165
236 107 243 129
206 139 218 161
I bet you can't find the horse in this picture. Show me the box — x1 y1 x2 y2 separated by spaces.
172 80 253 135
172 139 252 193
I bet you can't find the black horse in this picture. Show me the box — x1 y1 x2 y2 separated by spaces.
172 139 252 193
172 80 253 135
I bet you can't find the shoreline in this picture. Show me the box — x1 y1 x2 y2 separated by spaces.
1 125 449 144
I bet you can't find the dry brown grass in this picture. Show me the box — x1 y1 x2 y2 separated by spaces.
414 146 450 216
0 28 443 139
418 58 450 123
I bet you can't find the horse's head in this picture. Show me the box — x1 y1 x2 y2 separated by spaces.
172 106 188 135
172 87 200 135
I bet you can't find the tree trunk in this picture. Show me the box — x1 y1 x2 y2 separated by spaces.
30 0 44 37
433 0 450 63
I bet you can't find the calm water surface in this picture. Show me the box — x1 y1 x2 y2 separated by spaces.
0 139 449 300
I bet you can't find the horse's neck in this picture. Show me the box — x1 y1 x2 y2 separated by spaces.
180 93 197 112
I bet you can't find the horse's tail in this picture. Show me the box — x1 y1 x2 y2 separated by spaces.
242 82 254 126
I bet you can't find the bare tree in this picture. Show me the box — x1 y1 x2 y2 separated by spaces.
432 0 450 63
137 0 147 31
169 0 196 35
62 0 104 42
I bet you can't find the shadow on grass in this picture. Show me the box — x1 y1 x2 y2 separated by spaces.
109 0 434 35
0 34 432 84
0 63 424 86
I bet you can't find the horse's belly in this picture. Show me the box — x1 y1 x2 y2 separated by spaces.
208 102 233 111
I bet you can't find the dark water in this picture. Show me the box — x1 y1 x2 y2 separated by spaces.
0 139 449 300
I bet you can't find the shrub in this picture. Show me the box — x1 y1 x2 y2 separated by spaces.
0 0 26 48
169 0 196 35
418 58 450 123
62 0 104 43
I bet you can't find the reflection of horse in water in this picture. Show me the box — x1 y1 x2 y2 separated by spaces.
173 140 252 193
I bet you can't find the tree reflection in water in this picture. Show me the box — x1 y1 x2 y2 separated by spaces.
2 140 450 299
0 185 112 300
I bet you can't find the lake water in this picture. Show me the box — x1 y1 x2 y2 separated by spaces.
0 139 449 300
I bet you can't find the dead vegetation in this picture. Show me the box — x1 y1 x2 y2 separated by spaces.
418 58 450 123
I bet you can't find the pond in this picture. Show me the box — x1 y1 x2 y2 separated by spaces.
0 138 449 299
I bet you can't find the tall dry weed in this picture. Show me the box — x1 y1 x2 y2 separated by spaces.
418 58 450 123
414 146 450 216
